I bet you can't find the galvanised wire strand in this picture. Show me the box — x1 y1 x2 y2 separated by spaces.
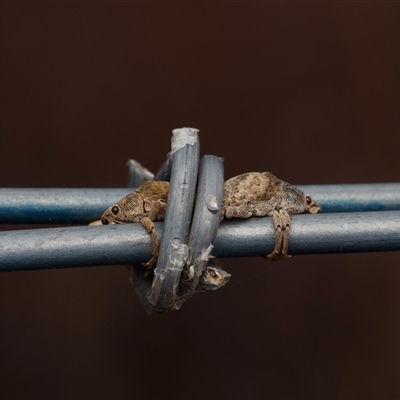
1 183 400 224
1 210 400 273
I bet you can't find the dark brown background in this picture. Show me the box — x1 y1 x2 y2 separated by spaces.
1 3 400 400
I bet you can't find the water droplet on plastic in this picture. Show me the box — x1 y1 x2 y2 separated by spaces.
180 182 189 191
206 194 219 212
188 265 195 279
171 237 180 249
154 271 165 281
169 244 188 268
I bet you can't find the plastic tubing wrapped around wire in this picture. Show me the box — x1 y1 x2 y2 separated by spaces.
129 153 227 311
127 159 154 187
177 155 225 303
154 158 173 182
129 128 201 312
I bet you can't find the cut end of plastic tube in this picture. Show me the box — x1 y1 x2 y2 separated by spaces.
170 127 199 155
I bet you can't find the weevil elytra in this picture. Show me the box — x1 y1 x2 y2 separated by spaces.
221 172 320 260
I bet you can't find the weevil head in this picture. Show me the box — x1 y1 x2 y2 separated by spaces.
280 183 321 214
101 204 125 225
101 192 144 224
304 194 321 214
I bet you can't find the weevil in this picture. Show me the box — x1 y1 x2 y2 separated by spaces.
101 181 169 268
100 172 320 269
221 172 320 260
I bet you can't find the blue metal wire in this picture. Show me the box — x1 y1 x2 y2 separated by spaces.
1 211 399 274
1 183 399 224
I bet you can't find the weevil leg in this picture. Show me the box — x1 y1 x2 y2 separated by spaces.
267 209 292 261
280 209 292 259
267 210 283 260
139 216 159 273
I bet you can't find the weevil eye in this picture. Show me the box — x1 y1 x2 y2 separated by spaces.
306 196 312 205
111 206 119 215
